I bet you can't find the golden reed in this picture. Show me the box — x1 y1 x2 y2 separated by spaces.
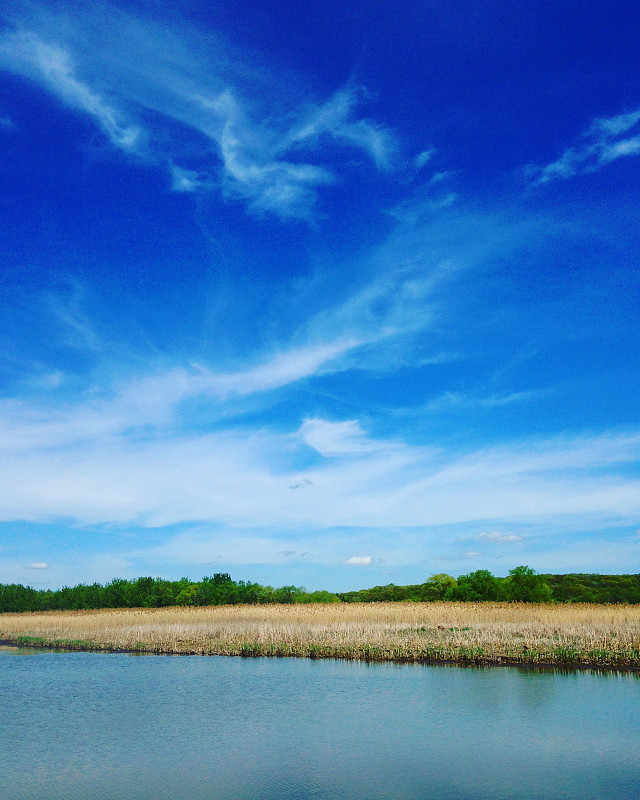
2 602 639 668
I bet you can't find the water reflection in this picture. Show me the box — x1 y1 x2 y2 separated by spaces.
0 651 638 800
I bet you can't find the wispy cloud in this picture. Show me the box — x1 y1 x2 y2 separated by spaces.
422 388 551 413
437 550 484 562
286 88 396 171
454 529 524 546
530 108 640 183
299 418 400 458
1 382 639 532
0 219 460 454
0 31 141 151
0 7 396 218
193 88 336 217
43 279 103 354
415 148 436 169
474 531 524 543
288 479 313 490
0 337 362 452
303 262 448 352
26 562 48 569
384 163 460 225
170 164 205 193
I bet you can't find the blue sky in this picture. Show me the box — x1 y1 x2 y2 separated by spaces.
1 0 639 591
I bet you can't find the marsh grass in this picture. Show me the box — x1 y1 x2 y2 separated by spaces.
1 602 639 667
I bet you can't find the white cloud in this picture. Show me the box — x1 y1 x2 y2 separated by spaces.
437 549 484 562
531 108 640 183
170 165 205 192
42 372 64 389
0 31 141 151
475 531 524 543
204 339 360 397
0 239 455 457
288 479 312 490
385 188 460 226
135 529 385 570
0 338 367 453
0 206 637 534
26 562 48 569
1 385 639 532
343 556 373 565
0 9 396 218
415 148 436 169
427 171 452 185
299 418 396 458
590 110 640 137
286 88 396 171
195 89 336 217
423 388 550 413
303 262 448 354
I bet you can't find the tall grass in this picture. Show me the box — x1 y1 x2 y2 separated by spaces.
2 602 639 668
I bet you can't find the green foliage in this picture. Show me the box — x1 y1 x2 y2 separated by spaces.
296 590 341 604
422 573 458 601
504 566 553 603
338 583 415 603
448 570 500 601
543 573 640 604
338 575 459 603
1 568 639 613
175 583 199 606
0 572 339 613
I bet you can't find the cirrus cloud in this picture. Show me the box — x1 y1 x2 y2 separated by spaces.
530 108 640 183
0 6 396 219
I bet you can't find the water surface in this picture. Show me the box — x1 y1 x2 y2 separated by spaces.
1 649 638 799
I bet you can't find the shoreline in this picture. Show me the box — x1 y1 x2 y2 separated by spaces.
2 602 639 671
1 636 640 673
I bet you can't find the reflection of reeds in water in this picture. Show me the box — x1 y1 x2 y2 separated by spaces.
1 603 639 667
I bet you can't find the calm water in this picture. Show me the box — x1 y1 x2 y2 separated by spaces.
0 649 639 800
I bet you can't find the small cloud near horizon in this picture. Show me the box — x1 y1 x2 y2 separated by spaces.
456 530 524 543
289 479 313 489
343 555 373 566
476 531 524 543
437 550 483 562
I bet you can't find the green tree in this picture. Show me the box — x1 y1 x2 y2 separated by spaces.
421 574 457 601
272 585 303 603
450 569 499 601
504 566 553 603
299 590 341 603
175 583 199 606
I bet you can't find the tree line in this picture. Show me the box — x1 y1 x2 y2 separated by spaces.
0 573 340 613
1 567 639 614
338 568 640 604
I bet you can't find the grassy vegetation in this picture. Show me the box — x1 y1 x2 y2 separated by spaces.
2 602 639 668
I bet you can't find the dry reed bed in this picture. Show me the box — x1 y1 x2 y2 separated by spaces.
2 602 640 668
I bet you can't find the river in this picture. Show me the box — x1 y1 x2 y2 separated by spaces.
0 648 638 799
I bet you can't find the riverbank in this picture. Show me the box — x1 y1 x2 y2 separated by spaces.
1 602 639 668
